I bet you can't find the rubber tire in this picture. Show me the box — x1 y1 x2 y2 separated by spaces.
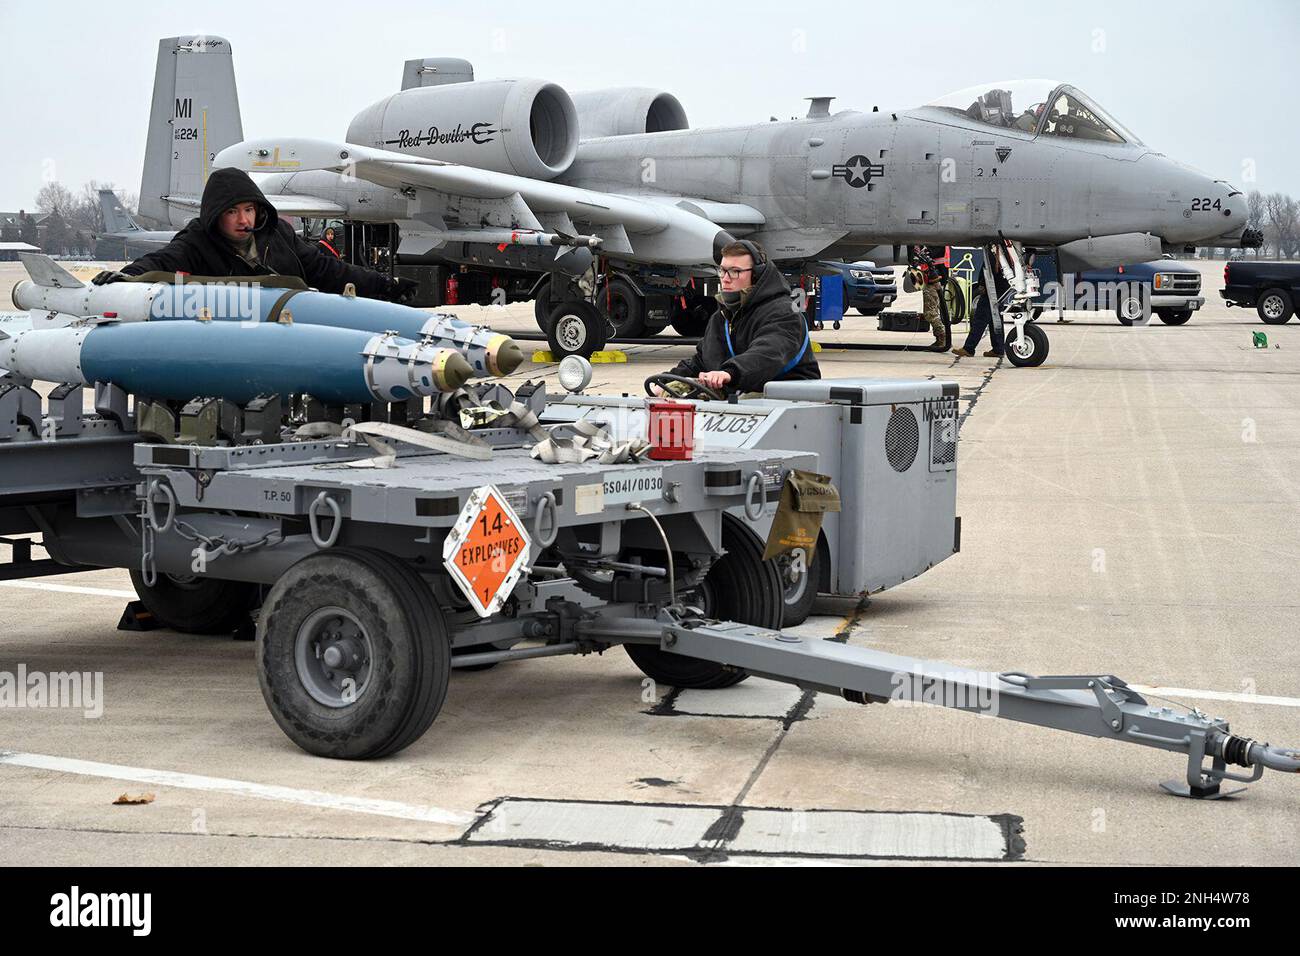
1116 293 1148 326
599 277 647 338
256 547 451 759
129 569 259 635
1005 322 1050 367
546 299 607 358
1157 309 1193 325
944 283 967 324
533 281 555 334
778 534 825 628
624 514 783 689
670 296 712 337
1257 289 1293 325
854 307 882 317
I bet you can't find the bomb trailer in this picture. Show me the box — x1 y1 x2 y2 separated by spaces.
0 334 1296 801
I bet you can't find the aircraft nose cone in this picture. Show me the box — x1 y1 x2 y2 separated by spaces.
442 351 474 390
494 339 523 376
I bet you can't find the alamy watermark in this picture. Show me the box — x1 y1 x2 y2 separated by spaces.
890 670 1000 717
0 664 103 718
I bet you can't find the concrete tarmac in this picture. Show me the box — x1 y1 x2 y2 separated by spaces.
1 260 1296 866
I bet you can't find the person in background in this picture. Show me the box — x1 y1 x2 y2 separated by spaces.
318 226 341 259
953 241 1013 358
908 244 949 351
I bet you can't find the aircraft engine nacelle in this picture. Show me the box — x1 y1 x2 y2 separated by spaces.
570 88 689 139
346 79 579 181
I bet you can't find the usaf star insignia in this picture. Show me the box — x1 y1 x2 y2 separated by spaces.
832 155 885 188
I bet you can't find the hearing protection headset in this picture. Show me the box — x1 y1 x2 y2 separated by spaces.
733 239 768 280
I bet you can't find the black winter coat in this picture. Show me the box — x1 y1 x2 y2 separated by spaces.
123 168 391 299
668 264 820 392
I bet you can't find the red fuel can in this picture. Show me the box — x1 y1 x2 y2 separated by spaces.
647 399 695 460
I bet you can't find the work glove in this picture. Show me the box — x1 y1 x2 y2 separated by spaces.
91 270 129 286
387 276 420 304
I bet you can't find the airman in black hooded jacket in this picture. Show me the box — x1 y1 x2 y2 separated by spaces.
94 168 415 302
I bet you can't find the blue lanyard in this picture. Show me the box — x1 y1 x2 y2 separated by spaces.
724 317 810 375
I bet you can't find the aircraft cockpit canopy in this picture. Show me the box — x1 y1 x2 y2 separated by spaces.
925 80 1142 145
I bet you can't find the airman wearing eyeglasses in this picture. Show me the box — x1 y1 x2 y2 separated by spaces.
655 240 819 396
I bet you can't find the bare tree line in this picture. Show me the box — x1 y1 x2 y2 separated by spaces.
1244 189 1299 258
0 180 148 256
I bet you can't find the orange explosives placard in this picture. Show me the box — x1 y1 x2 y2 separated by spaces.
442 486 532 618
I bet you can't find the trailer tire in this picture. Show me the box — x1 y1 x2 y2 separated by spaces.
256 548 450 759
778 535 826 628
624 513 781 689
128 570 259 635
1258 289 1293 324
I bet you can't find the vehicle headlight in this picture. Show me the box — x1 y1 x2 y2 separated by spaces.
1154 273 1168 290
849 270 871 279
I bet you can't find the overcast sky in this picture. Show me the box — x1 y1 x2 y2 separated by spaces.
2 0 1296 211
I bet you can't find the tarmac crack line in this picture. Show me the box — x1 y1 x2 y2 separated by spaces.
699 597 871 861
0 822 450 849
953 359 1002 429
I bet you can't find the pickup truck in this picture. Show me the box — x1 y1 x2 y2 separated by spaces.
824 260 898 316
1031 255 1205 325
1221 260 1300 324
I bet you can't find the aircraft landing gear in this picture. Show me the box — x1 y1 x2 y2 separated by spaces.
987 239 1049 368
546 299 608 358
1005 322 1049 367
545 275 611 359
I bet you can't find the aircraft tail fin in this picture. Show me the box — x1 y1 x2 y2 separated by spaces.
99 189 141 234
19 253 85 289
139 35 244 227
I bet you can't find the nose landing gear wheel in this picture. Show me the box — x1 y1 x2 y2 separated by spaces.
1005 322 1049 367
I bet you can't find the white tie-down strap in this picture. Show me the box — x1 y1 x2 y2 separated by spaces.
455 394 549 443
294 421 346 440
345 420 494 462
529 419 651 465
308 419 494 469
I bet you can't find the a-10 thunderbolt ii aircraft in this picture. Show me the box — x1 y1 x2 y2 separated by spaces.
140 36 1258 358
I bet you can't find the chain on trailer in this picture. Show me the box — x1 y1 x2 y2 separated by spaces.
139 476 285 584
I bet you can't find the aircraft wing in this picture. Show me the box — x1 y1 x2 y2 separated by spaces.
214 138 734 266
163 193 348 218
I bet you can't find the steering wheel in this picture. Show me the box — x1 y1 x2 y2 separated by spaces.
643 373 725 402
